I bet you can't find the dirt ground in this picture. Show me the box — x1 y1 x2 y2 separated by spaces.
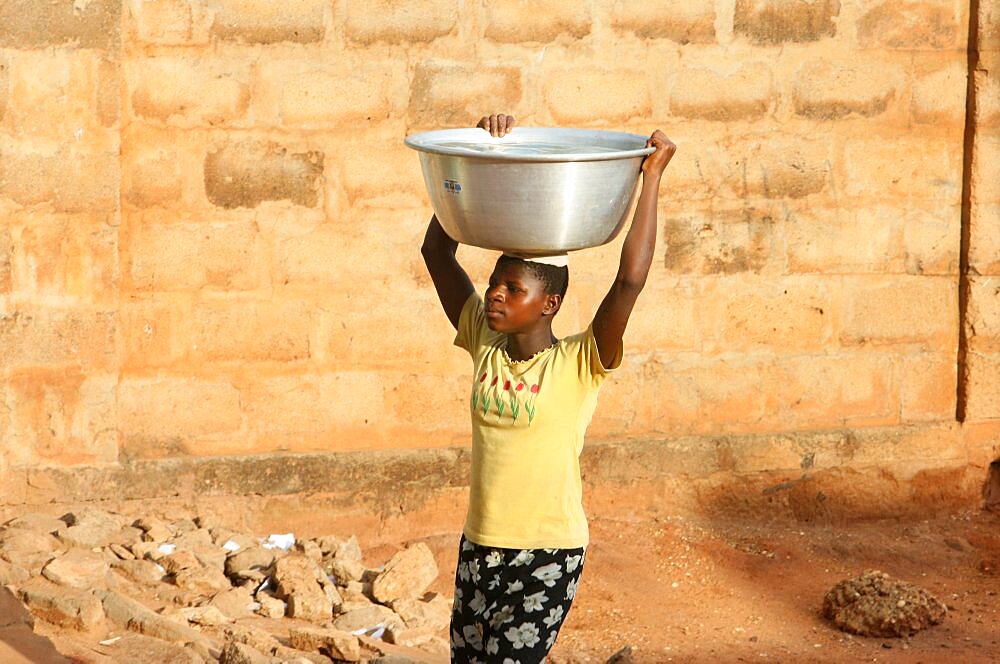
400 510 1000 664
26 508 1000 664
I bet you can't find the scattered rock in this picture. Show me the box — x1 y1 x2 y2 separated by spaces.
4 513 66 534
112 558 167 586
173 565 232 595
57 507 125 548
390 595 451 631
0 559 31 585
226 546 276 578
135 516 173 543
95 588 216 655
210 586 257 620
41 549 110 589
109 543 135 560
296 539 324 561
161 550 202 574
220 640 281 664
256 592 286 618
327 557 366 585
331 604 405 633
274 555 334 622
372 543 438 604
18 580 105 631
822 570 947 637
180 604 233 626
289 626 361 662
606 645 636 663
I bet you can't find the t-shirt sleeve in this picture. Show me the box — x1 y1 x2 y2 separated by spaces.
574 323 623 386
454 293 487 355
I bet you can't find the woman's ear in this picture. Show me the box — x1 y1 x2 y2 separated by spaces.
543 293 562 316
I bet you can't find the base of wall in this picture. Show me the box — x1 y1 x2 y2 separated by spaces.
2 422 997 542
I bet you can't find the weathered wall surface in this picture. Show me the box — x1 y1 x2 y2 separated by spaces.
0 0 996 522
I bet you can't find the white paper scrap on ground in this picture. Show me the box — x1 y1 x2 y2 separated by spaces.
221 539 241 552
158 543 176 555
262 533 295 551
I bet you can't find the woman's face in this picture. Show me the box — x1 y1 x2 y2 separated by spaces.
484 261 555 333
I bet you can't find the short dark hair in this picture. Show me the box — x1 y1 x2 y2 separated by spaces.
496 254 569 299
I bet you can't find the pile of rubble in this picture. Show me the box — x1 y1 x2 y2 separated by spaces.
0 507 452 663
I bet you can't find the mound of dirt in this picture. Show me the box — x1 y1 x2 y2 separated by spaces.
821 569 947 637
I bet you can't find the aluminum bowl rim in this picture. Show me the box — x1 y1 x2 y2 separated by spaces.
404 127 656 163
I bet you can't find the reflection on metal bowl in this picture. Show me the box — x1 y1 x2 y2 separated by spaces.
405 127 654 255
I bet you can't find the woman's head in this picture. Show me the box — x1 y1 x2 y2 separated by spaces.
484 255 569 332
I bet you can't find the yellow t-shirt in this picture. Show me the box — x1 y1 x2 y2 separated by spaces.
454 293 623 549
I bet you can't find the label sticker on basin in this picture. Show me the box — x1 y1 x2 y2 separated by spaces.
443 179 462 194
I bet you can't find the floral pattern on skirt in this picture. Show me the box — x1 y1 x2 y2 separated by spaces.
450 534 585 663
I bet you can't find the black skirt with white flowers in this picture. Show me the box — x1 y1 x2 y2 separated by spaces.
450 534 586 663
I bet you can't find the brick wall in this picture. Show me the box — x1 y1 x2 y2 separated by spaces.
0 0 997 516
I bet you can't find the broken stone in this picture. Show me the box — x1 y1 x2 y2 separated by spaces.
326 557 366 585
172 527 215 550
135 516 173 543
0 529 62 573
822 570 947 637
210 586 256 620
274 555 334 622
161 550 202 574
256 592 286 618
130 540 163 561
296 539 324 562
109 543 135 560
219 640 281 664
95 588 216 654
332 604 405 634
18 579 105 631
111 559 166 586
372 544 438 604
173 565 232 595
170 518 199 534
180 604 233 626
0 559 30 585
289 626 361 662
316 535 362 562
390 595 451 631
101 633 204 664
4 513 66 534
41 549 110 589
192 544 227 571
383 623 439 648
225 546 276 577
57 507 125 548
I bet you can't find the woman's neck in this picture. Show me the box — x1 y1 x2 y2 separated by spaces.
504 327 558 362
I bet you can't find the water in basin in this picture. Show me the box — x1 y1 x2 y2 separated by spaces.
432 140 623 155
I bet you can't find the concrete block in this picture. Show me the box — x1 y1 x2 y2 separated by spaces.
190 299 311 362
123 141 184 208
484 0 591 43
127 221 261 292
844 138 960 202
0 145 119 213
0 0 120 49
210 0 325 44
384 371 468 434
965 352 1000 421
610 0 715 43
7 49 109 137
18 582 105 631
765 353 897 430
97 57 119 128
246 373 384 436
336 126 427 201
125 0 204 46
969 203 1000 275
911 61 968 125
204 141 324 208
409 62 521 127
0 53 7 123
857 1 963 49
254 59 402 127
786 206 896 274
4 370 118 467
670 63 772 121
900 353 957 422
8 211 118 302
118 378 242 449
128 56 251 126
345 0 456 44
697 276 834 354
792 59 902 119
967 276 1000 352
544 68 650 124
0 307 118 372
0 225 12 294
839 276 957 346
898 202 961 276
734 0 839 44
620 279 699 352
742 135 831 198
975 69 1000 129
972 134 1000 203
662 204 782 275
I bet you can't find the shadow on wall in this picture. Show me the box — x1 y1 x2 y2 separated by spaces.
985 461 1000 512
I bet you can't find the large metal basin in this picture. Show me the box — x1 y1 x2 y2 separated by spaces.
405 127 654 254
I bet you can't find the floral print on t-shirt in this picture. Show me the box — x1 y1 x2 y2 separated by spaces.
471 373 542 423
